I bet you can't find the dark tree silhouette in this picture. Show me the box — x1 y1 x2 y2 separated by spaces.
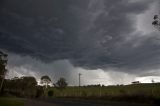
41 75 51 89
154 15 158 20
20 76 37 97
5 76 37 97
0 51 8 94
56 77 68 90
152 14 160 30
21 76 37 88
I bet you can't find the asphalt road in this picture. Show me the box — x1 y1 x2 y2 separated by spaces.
23 99 107 106
23 98 154 106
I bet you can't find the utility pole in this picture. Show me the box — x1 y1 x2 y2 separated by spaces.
78 73 82 97
152 79 155 83
78 73 82 87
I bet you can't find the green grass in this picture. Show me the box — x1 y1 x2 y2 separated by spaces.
46 83 160 103
47 83 160 97
0 97 24 106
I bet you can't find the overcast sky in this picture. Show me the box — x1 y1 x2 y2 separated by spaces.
0 0 160 85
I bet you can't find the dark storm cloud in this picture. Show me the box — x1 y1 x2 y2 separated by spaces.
111 33 160 72
69 0 156 71
0 0 159 73
0 0 78 59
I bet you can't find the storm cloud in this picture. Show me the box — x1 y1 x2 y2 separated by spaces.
1 0 160 84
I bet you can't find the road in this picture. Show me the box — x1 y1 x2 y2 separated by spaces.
23 98 153 106
24 99 107 106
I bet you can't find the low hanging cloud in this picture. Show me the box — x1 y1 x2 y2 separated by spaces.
7 53 136 85
1 0 160 84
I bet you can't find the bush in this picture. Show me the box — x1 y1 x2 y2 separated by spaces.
48 90 54 97
35 86 44 98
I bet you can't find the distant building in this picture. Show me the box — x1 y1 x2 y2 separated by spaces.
132 81 140 84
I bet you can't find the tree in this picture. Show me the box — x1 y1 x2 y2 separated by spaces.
4 76 38 97
56 77 68 90
41 75 51 89
20 76 37 97
0 51 7 75
0 51 8 94
152 14 160 30
22 76 37 96
35 86 44 98
21 76 37 88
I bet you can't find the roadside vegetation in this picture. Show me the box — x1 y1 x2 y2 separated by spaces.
0 97 24 106
46 83 160 104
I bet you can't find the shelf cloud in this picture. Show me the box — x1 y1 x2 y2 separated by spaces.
1 0 160 85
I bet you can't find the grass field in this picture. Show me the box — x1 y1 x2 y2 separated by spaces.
0 97 24 106
47 83 160 103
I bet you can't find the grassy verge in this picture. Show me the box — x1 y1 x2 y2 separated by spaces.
46 83 160 104
0 97 24 106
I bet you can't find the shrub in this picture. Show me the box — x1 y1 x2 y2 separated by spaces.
35 86 44 98
48 90 54 97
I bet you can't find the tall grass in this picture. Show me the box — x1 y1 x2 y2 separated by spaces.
47 83 160 103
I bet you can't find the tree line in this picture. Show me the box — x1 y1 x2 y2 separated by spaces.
0 50 68 98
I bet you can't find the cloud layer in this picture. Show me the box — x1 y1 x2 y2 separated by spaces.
7 53 136 85
1 0 160 84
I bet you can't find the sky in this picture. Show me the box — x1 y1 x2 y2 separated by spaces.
0 0 160 86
